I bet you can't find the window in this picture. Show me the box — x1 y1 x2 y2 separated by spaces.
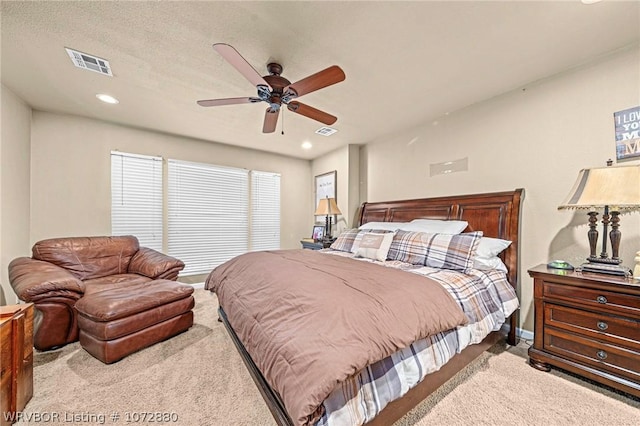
111 153 282 276
250 171 281 251
111 151 163 251
168 159 249 276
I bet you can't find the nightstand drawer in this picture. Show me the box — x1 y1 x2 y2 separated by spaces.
544 327 640 382
544 304 640 351
543 282 640 319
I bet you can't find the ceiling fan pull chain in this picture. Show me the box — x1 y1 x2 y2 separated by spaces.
281 108 285 135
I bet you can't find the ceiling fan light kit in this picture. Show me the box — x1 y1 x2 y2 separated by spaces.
197 43 345 133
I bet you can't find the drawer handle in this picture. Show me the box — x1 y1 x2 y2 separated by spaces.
596 295 608 304
596 321 608 331
596 350 608 360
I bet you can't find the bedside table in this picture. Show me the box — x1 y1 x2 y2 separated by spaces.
300 239 334 250
528 264 640 397
1 303 34 426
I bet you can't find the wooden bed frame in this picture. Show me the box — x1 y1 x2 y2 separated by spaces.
218 188 524 426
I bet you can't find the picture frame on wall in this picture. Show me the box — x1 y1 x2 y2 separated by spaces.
314 170 337 223
614 106 640 161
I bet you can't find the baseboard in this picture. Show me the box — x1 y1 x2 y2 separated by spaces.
517 327 534 341
498 323 533 343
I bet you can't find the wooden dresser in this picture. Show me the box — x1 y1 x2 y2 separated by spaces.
528 265 639 397
1 303 34 425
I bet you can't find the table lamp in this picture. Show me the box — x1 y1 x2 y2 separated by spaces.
314 197 342 241
558 163 640 276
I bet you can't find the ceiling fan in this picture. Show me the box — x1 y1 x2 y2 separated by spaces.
197 43 346 133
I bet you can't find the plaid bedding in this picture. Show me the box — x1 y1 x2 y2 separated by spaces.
315 250 519 426
393 231 482 271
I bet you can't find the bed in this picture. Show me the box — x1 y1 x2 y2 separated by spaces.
206 189 523 426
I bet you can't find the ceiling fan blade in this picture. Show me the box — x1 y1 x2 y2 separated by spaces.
197 97 261 107
262 108 280 133
213 43 272 90
284 65 345 98
287 101 337 125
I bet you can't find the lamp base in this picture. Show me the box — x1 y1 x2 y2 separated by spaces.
586 256 622 265
320 237 336 248
579 262 631 277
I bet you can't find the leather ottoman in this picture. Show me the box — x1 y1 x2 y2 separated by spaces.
75 280 194 364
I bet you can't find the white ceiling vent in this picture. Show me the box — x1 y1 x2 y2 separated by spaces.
315 126 338 136
65 48 112 76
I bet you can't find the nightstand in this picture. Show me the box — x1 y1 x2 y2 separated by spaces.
528 264 640 397
300 240 323 250
300 239 334 250
1 303 34 426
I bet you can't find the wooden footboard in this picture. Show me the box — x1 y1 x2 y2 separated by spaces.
218 307 294 426
366 329 505 426
219 305 510 426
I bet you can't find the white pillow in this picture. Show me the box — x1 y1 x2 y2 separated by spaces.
359 221 407 231
399 219 468 234
472 237 512 272
475 237 512 258
355 232 394 262
473 257 508 272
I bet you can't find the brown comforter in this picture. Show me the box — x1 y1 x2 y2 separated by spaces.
206 249 467 425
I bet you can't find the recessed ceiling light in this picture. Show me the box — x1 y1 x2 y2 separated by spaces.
580 0 602 4
96 94 119 104
301 141 313 150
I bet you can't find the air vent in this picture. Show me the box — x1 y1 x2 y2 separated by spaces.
65 48 112 76
315 127 338 136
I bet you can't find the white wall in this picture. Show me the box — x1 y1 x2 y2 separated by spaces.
311 145 360 235
28 112 311 273
361 46 640 332
1 84 32 305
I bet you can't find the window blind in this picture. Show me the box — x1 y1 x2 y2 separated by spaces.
111 151 163 251
168 159 249 275
250 171 281 251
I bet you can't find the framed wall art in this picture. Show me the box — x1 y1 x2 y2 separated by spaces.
614 106 640 161
314 170 337 215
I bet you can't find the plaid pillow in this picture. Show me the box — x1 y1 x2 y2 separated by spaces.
423 231 483 271
387 230 431 265
330 228 361 252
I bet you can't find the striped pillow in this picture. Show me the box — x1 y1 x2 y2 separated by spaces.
330 228 361 252
387 230 431 265
423 231 483 271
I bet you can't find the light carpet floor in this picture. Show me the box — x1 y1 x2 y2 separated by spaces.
19 289 639 425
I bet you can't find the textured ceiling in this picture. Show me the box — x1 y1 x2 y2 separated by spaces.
2 1 639 160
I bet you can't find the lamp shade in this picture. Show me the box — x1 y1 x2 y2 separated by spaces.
314 197 342 216
558 165 640 210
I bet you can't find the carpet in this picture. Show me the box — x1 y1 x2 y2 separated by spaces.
18 289 639 425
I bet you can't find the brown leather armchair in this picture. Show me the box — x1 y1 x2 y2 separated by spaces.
8 236 185 350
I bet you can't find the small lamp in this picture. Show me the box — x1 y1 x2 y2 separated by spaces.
314 197 342 241
558 162 640 276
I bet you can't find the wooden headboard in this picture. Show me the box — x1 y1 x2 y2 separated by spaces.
358 189 524 291
358 189 524 344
